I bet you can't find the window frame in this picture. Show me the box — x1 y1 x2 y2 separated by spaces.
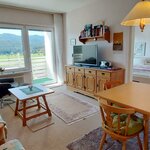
26 26 57 84
0 23 29 72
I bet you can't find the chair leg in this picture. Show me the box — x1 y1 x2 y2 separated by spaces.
99 132 107 150
122 141 126 150
0 97 15 108
137 134 143 150
0 98 4 109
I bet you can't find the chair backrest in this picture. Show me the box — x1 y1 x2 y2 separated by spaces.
0 84 12 98
104 81 121 90
99 102 135 136
0 78 14 83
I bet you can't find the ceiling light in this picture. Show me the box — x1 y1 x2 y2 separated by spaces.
121 0 150 32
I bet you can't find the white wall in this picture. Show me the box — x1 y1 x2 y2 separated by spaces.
0 7 53 27
64 0 139 82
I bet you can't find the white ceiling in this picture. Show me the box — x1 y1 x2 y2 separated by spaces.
0 0 97 13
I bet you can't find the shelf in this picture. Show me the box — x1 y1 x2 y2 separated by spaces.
79 31 110 44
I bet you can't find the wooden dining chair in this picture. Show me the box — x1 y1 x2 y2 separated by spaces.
99 101 144 150
0 115 7 145
103 81 124 106
104 80 122 90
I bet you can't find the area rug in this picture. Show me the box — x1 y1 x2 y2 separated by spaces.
67 127 150 150
46 93 99 124
27 115 54 132
9 102 54 132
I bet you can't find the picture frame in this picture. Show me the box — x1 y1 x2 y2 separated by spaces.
134 42 146 57
70 38 76 46
113 32 123 51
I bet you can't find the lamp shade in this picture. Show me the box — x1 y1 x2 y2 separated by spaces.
121 0 150 31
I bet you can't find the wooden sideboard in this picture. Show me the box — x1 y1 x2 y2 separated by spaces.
65 65 125 98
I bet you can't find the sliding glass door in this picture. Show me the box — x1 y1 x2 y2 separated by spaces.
28 29 56 85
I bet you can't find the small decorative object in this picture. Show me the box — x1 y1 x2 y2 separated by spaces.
113 32 123 51
134 42 146 57
84 24 92 37
70 39 76 46
28 85 33 91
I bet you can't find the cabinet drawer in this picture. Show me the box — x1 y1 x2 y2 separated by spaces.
66 67 74 72
75 68 84 73
97 71 110 78
85 69 96 75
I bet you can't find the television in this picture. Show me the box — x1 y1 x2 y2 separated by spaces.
73 45 98 66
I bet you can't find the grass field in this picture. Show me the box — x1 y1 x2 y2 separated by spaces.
0 53 44 59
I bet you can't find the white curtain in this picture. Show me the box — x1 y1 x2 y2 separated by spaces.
53 14 64 83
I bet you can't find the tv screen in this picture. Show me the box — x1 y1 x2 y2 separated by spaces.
73 45 98 66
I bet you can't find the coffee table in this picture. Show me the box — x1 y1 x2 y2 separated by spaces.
9 84 54 126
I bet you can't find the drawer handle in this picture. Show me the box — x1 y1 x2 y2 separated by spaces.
102 73 105 75
78 69 80 71
89 71 91 73
69 68 71 69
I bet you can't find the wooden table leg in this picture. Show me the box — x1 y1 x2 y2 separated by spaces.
143 114 149 150
42 95 51 116
15 99 19 116
22 100 27 126
36 97 41 109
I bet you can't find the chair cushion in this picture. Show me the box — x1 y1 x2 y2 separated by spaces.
112 114 143 135
0 115 6 125
112 103 123 108
0 139 25 150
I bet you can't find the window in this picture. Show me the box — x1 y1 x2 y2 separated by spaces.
0 27 25 70
0 24 57 85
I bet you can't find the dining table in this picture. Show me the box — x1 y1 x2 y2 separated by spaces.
95 82 150 150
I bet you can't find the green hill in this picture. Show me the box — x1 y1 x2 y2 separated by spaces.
0 33 44 54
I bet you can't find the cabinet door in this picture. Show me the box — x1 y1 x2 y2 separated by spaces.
85 75 96 94
96 77 110 93
75 73 84 90
66 72 74 87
